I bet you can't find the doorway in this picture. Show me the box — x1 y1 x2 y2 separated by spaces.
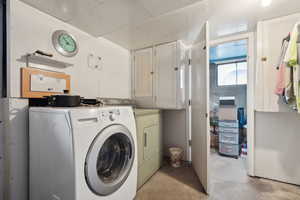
209 33 255 192
210 38 248 157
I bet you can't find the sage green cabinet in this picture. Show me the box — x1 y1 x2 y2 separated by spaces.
134 109 162 189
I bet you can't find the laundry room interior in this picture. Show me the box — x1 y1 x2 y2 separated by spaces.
1 0 300 200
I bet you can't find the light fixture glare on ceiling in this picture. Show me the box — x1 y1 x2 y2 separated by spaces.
261 0 272 7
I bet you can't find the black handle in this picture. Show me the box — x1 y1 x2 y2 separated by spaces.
144 132 147 147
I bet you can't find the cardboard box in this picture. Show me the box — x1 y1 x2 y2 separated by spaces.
218 106 237 120
210 133 219 149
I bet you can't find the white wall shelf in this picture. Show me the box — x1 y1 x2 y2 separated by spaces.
19 53 74 68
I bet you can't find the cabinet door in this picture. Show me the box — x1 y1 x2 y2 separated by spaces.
136 113 160 166
155 42 178 108
133 48 154 107
136 112 162 188
143 125 160 161
256 16 300 112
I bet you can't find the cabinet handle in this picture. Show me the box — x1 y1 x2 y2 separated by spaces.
174 67 178 71
150 71 154 75
261 57 267 62
144 132 147 147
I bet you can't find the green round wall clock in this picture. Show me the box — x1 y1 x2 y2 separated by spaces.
52 30 78 57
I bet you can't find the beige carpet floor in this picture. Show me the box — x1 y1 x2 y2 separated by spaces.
135 151 300 200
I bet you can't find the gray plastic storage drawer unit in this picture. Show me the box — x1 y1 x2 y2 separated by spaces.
218 120 240 158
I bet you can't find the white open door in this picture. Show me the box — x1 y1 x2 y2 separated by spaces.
191 21 210 194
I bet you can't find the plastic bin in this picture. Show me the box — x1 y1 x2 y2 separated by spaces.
218 120 239 128
219 143 240 157
219 126 239 134
219 132 239 145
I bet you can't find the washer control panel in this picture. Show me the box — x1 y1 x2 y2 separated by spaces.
101 109 120 122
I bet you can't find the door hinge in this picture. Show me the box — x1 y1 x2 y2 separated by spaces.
189 140 192 146
188 99 191 106
188 59 191 66
203 46 206 50
205 113 208 118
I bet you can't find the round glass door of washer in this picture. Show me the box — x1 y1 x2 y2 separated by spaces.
85 124 135 196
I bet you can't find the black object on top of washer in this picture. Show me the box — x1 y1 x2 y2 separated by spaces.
29 95 101 107
48 95 81 107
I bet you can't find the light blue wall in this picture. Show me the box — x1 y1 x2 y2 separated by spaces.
210 39 247 63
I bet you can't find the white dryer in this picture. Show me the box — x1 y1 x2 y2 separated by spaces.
29 106 137 200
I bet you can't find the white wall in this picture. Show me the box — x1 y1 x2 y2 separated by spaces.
162 110 189 161
2 98 28 200
255 112 300 185
3 1 132 200
8 0 131 98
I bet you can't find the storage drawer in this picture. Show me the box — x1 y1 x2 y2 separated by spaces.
218 120 239 128
219 126 239 134
219 143 240 157
219 132 239 145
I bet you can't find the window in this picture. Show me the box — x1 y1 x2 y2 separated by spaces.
217 61 247 86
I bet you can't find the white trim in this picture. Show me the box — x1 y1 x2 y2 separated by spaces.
210 32 255 176
185 48 192 162
247 33 255 177
214 58 247 65
206 21 211 194
185 106 191 162
210 33 253 47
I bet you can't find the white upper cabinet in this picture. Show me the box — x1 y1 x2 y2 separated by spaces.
132 41 187 109
256 13 300 112
133 48 154 107
154 42 177 108
154 42 186 109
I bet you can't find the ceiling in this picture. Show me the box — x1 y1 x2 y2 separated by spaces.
20 0 300 50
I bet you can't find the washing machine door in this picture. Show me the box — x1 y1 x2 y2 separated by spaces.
85 124 135 196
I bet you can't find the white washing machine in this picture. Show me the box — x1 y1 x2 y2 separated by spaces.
29 106 137 200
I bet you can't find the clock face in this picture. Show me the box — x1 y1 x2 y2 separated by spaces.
52 30 78 57
58 34 77 53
